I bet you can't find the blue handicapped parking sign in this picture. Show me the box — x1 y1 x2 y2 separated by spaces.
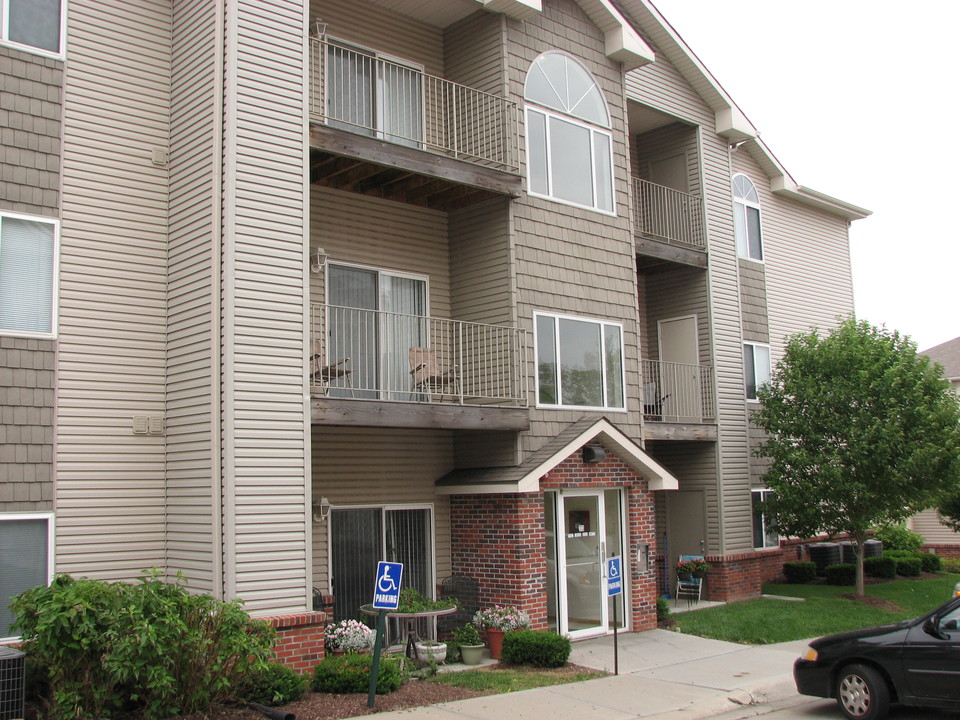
607 556 622 597
372 561 403 609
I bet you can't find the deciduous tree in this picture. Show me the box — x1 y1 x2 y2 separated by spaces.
754 318 960 595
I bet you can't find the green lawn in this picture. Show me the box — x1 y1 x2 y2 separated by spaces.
670 573 960 645
429 666 606 693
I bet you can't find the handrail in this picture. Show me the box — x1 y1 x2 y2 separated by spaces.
632 178 706 249
310 303 528 407
642 359 715 422
309 37 519 173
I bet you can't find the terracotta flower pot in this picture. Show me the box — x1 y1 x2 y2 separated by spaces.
485 628 505 659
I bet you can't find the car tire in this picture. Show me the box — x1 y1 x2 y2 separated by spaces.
835 663 890 720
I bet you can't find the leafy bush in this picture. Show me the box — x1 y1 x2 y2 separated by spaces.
824 563 855 586
500 630 570 667
918 553 943 573
873 525 923 553
451 623 482 646
864 555 897 578
883 549 917 559
942 557 960 573
11 572 275 720
657 597 671 622
782 561 817 584
238 662 307 707
311 653 402 694
895 557 922 577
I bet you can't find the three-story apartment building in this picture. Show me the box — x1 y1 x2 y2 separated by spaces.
1 0 868 664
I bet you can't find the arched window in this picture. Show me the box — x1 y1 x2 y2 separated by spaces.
733 174 763 260
524 52 614 213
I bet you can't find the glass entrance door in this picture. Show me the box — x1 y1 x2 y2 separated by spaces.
548 489 626 639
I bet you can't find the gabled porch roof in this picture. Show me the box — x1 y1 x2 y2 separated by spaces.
436 416 680 494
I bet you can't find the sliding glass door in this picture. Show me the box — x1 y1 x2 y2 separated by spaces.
327 264 427 400
329 507 433 623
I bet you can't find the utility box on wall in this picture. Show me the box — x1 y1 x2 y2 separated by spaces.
0 645 25 720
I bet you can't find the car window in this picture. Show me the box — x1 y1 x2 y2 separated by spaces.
940 606 960 633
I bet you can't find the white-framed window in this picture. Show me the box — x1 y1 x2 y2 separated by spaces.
733 174 763 261
535 312 625 410
1 512 54 641
743 341 770 401
0 0 65 57
0 212 59 337
524 52 614 214
751 489 778 549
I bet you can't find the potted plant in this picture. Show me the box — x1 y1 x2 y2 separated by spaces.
472 605 530 659
676 558 711 579
325 618 375 655
451 623 484 665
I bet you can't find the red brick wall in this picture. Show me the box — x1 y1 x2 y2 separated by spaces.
924 544 960 559
261 611 327 673
449 444 660 632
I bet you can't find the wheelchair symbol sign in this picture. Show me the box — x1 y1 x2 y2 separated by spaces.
372 561 403 609
607 556 622 597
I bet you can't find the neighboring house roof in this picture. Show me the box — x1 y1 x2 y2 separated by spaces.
922 336 960 380
436 416 680 494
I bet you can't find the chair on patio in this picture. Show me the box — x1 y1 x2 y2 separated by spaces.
643 381 670 420
409 347 459 400
309 342 351 396
675 554 704 605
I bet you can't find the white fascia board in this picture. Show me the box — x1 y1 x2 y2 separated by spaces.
482 0 542 21
716 107 757 143
770 175 872 220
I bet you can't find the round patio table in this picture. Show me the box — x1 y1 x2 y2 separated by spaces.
360 604 458 660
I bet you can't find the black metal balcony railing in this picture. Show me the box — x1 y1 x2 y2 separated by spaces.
309 37 519 173
310 303 529 407
633 178 706 249
642 359 715 423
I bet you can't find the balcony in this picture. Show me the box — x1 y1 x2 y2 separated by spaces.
642 359 716 440
633 178 707 268
310 303 530 430
309 37 522 209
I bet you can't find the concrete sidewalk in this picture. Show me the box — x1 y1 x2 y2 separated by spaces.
365 629 808 720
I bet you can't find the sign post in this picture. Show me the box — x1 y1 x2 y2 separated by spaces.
607 556 622 676
368 561 403 708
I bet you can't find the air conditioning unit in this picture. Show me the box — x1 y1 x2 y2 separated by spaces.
0 646 25 720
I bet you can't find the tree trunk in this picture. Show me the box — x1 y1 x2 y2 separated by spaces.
854 536 866 597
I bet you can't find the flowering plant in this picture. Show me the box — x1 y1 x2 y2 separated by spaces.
676 558 711 575
472 605 530 631
325 619 375 652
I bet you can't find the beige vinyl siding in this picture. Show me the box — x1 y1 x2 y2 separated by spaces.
632 121 700 198
224 0 309 614
166 0 222 593
627 43 753 554
649 440 720 551
310 426 453 595
56 0 171 579
310 0 444 76
444 11 506 96
734 147 854 357
449 198 513 326
642 267 710 364
508 0 643 454
310 187 451 317
738 260 768 343
910 509 960 545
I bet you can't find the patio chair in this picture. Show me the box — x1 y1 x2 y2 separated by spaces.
643 381 670 420
309 342 350 395
675 554 704 605
409 347 459 400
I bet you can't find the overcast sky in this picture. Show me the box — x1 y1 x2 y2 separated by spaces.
649 0 959 352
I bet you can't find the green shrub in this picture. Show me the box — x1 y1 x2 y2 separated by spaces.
896 557 922 577
238 662 307 707
11 572 275 720
311 654 402 695
942 557 960 573
500 630 571 667
918 553 943 573
883 549 916 559
657 597 671 622
824 563 855 586
782 561 817 584
873 525 924 553
864 555 897 578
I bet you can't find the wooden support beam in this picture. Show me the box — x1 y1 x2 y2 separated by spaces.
643 422 718 441
311 398 530 431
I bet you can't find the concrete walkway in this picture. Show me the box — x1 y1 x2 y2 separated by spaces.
365 628 808 720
